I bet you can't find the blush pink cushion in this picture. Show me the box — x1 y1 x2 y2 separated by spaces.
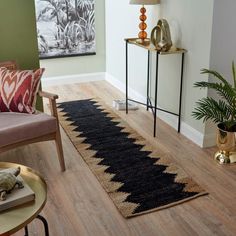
0 67 45 113
0 112 57 147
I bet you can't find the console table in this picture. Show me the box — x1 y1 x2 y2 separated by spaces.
0 162 48 236
125 38 187 137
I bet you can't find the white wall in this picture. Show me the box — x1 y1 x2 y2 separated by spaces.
210 0 236 79
105 1 158 96
203 0 236 146
105 0 214 146
40 0 106 78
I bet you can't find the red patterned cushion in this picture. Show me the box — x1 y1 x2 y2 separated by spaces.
0 67 45 113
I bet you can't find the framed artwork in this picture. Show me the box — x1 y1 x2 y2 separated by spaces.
34 0 96 59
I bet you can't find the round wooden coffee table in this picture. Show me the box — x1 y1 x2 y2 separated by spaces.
0 162 48 236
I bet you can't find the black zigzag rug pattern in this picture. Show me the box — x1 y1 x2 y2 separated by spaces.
57 99 207 218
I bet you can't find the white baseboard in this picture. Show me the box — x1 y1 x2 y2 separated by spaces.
105 72 215 148
180 122 205 147
41 72 106 87
105 73 146 104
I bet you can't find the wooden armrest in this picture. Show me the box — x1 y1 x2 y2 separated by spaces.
38 90 59 118
38 90 58 100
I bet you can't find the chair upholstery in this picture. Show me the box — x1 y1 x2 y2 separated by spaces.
0 112 57 147
0 60 66 171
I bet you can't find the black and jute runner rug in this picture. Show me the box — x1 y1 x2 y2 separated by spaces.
57 99 207 218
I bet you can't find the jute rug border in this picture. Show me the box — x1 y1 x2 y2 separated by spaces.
57 98 208 218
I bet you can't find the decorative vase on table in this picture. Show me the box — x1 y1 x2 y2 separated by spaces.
151 19 172 51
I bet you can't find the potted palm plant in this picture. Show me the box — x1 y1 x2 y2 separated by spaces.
192 62 236 164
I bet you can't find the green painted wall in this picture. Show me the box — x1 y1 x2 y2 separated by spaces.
0 0 42 110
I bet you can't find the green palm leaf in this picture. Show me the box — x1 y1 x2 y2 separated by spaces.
192 97 232 123
232 61 236 88
201 68 231 87
194 81 236 106
193 63 236 130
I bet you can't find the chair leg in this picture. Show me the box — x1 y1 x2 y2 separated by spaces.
55 130 66 172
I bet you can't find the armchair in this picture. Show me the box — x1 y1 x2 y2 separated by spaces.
0 61 65 171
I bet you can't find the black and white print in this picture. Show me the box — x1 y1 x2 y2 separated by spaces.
35 0 96 59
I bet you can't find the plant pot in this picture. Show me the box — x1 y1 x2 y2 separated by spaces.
215 123 236 164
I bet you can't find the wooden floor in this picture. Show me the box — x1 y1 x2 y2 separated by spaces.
1 81 236 236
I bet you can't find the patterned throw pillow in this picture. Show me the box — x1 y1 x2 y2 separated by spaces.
0 67 45 113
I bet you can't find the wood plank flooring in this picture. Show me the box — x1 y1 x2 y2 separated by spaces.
0 81 235 236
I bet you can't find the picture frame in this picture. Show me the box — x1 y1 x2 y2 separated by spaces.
34 0 96 59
